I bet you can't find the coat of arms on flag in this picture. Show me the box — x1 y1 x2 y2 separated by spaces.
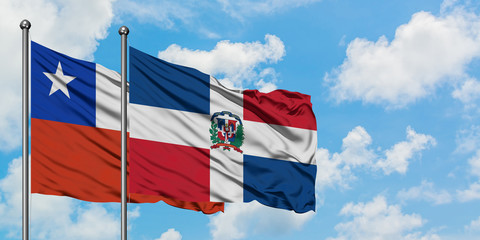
210 111 244 153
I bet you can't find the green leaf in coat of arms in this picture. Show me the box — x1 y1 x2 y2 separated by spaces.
210 121 222 144
230 124 244 148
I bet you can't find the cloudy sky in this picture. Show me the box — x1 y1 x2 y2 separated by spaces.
1 0 480 239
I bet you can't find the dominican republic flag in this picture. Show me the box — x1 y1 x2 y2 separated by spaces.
129 47 317 213
30 42 223 214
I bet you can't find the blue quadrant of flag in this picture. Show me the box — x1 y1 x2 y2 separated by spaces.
31 41 96 127
243 155 316 211
129 47 210 115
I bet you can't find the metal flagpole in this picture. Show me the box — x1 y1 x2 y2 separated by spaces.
119 25 129 240
20 19 31 240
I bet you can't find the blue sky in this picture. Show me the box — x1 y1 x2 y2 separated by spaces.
1 0 480 239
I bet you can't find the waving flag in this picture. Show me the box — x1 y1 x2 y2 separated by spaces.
30 42 223 214
129 47 317 213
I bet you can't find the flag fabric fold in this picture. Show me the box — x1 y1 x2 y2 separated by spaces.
129 47 317 213
30 41 223 214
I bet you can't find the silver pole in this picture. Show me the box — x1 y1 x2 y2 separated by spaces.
20 19 31 240
119 25 129 240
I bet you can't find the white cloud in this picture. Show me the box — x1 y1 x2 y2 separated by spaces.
114 0 225 39
128 206 141 219
316 126 435 190
254 68 279 93
155 228 182 240
404 232 442 240
315 148 351 190
0 158 23 236
441 0 460 13
255 79 277 93
465 216 480 232
218 0 321 20
157 34 285 90
0 0 115 151
316 126 376 190
328 195 439 240
39 201 119 240
375 126 436 175
115 0 319 37
457 150 480 202
126 205 141 232
469 150 480 178
114 0 194 29
4 0 115 60
209 201 314 240
452 78 480 107
338 35 347 47
326 7 480 108
457 182 480 202
340 126 376 167
397 180 452 205
0 157 121 239
455 125 480 154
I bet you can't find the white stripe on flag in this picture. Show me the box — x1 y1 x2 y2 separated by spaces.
95 64 122 131
209 77 244 202
243 121 317 165
129 103 211 149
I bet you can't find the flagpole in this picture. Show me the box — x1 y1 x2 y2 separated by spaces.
20 19 31 240
119 25 129 240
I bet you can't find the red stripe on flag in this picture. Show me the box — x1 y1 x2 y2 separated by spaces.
31 118 222 213
130 138 211 202
243 90 317 130
32 118 122 201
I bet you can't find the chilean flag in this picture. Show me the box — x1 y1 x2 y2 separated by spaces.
129 47 317 213
30 42 223 214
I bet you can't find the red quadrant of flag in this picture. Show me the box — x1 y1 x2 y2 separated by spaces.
130 138 211 202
